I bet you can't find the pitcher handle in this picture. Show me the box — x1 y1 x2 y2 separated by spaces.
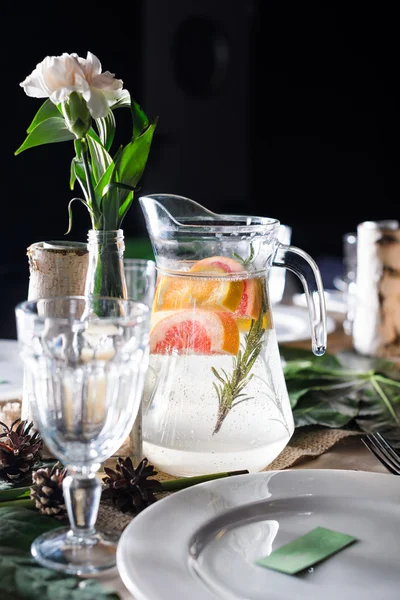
272 244 327 356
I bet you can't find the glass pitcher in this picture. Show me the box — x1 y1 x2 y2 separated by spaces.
139 194 327 476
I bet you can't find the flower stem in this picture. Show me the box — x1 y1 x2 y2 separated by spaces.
159 469 249 491
80 138 98 227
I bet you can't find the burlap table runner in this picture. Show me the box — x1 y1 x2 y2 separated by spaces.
96 426 362 535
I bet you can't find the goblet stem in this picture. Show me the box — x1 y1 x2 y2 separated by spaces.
31 466 119 574
63 467 101 542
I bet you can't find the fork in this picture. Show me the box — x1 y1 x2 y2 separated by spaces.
362 432 400 475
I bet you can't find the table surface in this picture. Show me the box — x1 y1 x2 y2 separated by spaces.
100 311 390 599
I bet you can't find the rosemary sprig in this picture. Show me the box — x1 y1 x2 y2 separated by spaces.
212 313 266 434
233 242 255 267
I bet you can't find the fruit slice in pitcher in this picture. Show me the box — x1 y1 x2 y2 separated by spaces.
190 256 263 319
150 309 240 355
189 256 245 275
154 259 244 313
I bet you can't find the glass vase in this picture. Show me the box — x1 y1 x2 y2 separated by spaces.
85 230 127 299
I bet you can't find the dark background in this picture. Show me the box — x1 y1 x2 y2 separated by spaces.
0 1 398 337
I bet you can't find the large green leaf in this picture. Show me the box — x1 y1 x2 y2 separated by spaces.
280 346 342 370
95 161 116 203
114 122 157 193
118 190 134 224
281 347 400 442
26 99 63 133
95 111 116 152
15 118 74 155
131 100 149 140
0 507 60 552
293 389 359 427
355 383 400 446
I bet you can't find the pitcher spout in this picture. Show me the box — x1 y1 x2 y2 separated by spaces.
139 193 280 271
139 194 217 236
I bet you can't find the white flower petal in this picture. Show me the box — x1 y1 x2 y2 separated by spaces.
91 72 124 91
100 87 126 107
83 88 110 119
85 51 102 79
20 51 124 117
19 69 49 97
19 52 88 100
50 86 78 105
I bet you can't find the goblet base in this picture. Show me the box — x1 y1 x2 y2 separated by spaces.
31 526 119 575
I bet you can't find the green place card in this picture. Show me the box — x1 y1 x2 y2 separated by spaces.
256 526 357 575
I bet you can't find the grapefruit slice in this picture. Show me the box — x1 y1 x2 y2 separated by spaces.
234 277 263 320
189 256 245 275
189 256 264 320
154 257 245 313
153 255 264 322
150 309 240 355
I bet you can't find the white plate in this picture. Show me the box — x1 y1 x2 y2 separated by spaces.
0 339 23 402
292 290 347 314
117 469 400 600
273 304 336 343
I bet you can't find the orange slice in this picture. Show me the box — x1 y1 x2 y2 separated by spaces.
154 256 245 313
236 313 271 332
150 309 240 355
190 256 264 320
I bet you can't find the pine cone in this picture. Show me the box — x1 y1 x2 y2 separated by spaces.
0 419 43 481
102 457 163 514
30 462 67 519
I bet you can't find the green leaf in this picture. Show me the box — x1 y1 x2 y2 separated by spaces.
95 111 116 152
118 190 134 224
86 127 102 145
0 548 119 599
26 99 63 133
0 487 30 502
95 162 116 202
281 346 400 440
115 122 157 190
355 379 400 442
66 197 94 234
86 135 113 187
293 389 359 427
70 158 89 200
0 507 59 552
15 118 74 155
131 100 149 139
280 346 342 370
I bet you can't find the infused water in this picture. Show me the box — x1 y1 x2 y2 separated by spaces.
142 257 294 476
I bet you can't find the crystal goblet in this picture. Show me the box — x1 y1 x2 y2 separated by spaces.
15 296 150 575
